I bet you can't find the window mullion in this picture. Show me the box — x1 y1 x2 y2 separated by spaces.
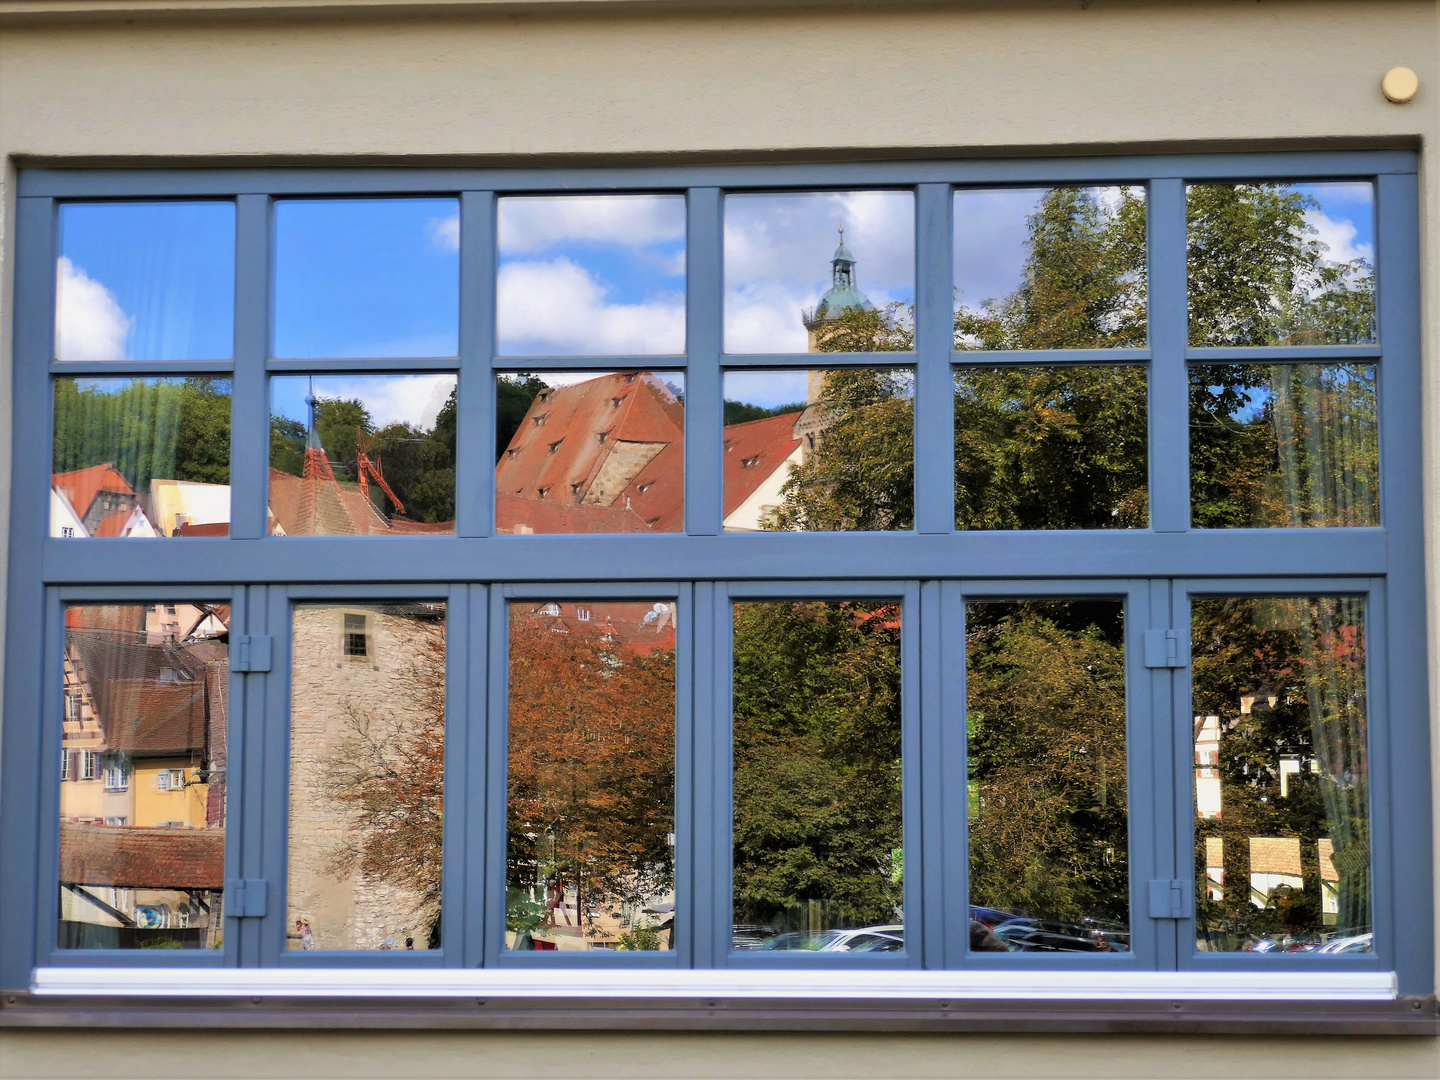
458 191 497 538
685 187 722 537
230 194 270 541
914 184 954 535
1147 178 1190 533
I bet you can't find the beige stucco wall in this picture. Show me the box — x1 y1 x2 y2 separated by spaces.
2 0 1440 1076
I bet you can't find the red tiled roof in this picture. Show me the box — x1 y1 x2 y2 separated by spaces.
269 467 455 536
513 600 678 655
60 822 224 890
721 412 803 517
496 493 652 534
176 521 229 537
495 373 684 531
53 463 134 522
68 630 209 757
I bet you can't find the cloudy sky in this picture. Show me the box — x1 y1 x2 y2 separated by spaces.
271 374 457 432
497 195 686 356
724 190 915 354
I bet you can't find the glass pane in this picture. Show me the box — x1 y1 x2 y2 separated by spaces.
56 201 235 362
954 366 1147 529
966 601 1129 953
732 601 903 952
497 195 686 356
287 602 447 951
1190 363 1378 528
1188 183 1375 347
269 374 457 535
1192 597 1372 954
722 369 913 532
59 602 228 948
954 187 1146 350
506 600 677 951
273 199 460 358
724 192 914 354
496 371 683 534
52 377 232 538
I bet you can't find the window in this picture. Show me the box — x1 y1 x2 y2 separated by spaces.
1 155 1427 1022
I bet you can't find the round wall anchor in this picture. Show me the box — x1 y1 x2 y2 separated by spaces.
1382 67 1420 103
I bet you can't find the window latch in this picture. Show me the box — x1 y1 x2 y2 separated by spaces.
232 634 273 673
225 878 268 918
1148 879 1193 920
1143 629 1186 669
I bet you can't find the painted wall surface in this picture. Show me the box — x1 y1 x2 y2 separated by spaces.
1 1 1439 1075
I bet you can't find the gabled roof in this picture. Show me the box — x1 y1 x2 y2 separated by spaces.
53 463 134 521
60 822 224 890
67 629 210 758
721 411 804 517
495 373 684 522
496 492 652 534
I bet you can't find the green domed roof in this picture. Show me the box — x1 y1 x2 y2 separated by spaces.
812 226 872 321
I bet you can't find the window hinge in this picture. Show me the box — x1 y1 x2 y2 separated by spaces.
1143 629 1187 669
232 635 273 673
1148 879 1193 920
225 878 268 918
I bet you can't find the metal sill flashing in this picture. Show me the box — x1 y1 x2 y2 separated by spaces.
2 993 1436 1035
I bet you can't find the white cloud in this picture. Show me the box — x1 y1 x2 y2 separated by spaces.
55 256 132 361
429 215 460 253
497 257 685 355
1307 209 1374 266
498 195 686 255
313 374 456 430
723 191 915 353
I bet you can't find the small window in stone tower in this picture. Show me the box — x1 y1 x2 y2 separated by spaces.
344 613 369 658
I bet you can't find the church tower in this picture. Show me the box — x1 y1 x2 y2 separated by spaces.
802 225 875 355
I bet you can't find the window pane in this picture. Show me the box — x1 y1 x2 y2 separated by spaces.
52 377 232 538
273 199 460 358
966 601 1129 953
732 601 903 952
56 202 235 362
1188 183 1375 347
497 195 686 356
1190 363 1378 528
269 374 457 535
287 602 447 951
506 600 677 952
496 372 683 534
59 603 228 949
724 192 914 354
1192 597 1372 954
722 369 913 532
954 366 1147 529
954 187 1146 350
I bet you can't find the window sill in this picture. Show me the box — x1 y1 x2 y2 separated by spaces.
4 969 1433 1035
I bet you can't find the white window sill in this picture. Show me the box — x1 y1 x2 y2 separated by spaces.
32 967 1398 1002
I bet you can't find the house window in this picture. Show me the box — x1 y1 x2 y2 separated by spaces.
343 613 369 658
4 156 1427 1014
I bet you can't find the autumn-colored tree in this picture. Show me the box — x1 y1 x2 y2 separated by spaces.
505 611 677 940
322 615 447 946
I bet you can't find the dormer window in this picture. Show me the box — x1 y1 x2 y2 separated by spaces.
532 413 548 427
536 487 549 499
549 439 564 454
741 455 761 469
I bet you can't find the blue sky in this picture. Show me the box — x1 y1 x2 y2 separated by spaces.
497 195 686 356
273 198 460 359
56 202 235 360
724 191 915 354
271 374 456 430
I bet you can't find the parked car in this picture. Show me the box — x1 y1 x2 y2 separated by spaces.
756 925 905 952
992 918 1129 953
1315 932 1373 954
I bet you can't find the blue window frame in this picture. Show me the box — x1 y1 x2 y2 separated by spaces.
1 153 1429 1000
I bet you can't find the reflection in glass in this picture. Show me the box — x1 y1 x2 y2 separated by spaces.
497 195 686 356
52 377 232 538
59 603 228 948
495 372 683 534
721 369 913 533
1190 364 1378 529
966 601 1129 953
954 187 1146 350
269 374 457 536
724 192 914 354
1188 183 1375 347
273 199 460 358
732 601 903 952
954 366 1147 530
506 601 677 951
287 602 446 951
56 202 236 362
1192 597 1371 954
